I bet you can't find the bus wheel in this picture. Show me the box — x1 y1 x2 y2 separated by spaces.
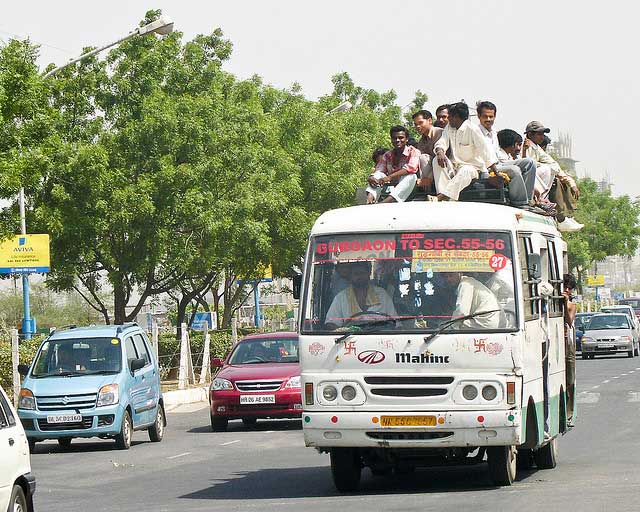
534 437 558 469
330 448 362 492
581 353 588 360
487 445 517 486
627 349 634 358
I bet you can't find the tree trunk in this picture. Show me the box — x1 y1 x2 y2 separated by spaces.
113 279 128 325
175 296 190 340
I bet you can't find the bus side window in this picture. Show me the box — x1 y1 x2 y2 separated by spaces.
518 235 540 321
547 240 563 317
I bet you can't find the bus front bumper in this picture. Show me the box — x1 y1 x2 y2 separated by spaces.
303 409 521 448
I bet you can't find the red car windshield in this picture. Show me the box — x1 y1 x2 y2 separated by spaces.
229 338 299 364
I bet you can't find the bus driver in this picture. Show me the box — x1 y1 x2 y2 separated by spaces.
325 261 397 329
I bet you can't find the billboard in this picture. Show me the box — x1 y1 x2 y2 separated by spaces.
0 234 50 274
585 275 605 287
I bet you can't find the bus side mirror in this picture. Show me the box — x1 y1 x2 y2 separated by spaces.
292 274 302 300
528 254 542 280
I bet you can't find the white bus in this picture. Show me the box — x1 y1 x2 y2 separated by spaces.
297 201 571 491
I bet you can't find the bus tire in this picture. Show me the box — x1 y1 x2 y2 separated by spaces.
627 349 634 358
330 448 361 492
534 437 558 469
581 353 588 360
487 445 517 486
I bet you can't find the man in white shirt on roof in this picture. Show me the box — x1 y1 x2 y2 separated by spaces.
476 101 537 207
432 102 498 201
522 121 583 232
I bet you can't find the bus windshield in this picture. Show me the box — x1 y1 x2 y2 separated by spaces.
301 231 516 334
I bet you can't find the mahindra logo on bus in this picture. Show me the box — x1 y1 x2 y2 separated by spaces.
357 350 385 364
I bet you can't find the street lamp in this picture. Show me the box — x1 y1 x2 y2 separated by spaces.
43 15 174 78
18 15 174 339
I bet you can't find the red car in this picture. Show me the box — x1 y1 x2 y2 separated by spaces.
209 332 301 431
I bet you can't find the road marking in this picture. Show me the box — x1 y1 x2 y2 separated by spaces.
220 440 241 446
621 373 628 376
577 392 600 404
612 376 620 379
592 385 600 389
603 380 610 384
167 452 191 460
628 392 640 402
630 370 635 374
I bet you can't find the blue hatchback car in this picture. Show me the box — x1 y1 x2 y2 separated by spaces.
17 324 165 451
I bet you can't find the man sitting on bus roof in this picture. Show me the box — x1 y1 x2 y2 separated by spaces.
325 261 397 329
523 121 583 232
412 109 443 194
435 104 449 128
477 101 537 208
432 102 499 201
365 126 419 204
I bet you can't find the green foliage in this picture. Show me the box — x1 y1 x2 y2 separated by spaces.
0 16 427 328
565 178 640 280
0 337 42 391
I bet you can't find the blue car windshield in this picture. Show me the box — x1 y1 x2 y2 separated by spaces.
31 337 122 377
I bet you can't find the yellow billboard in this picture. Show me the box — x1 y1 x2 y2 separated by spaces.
586 275 605 287
0 234 51 274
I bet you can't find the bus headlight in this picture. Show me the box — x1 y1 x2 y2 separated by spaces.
482 385 498 401
462 385 478 400
341 385 357 401
323 385 338 401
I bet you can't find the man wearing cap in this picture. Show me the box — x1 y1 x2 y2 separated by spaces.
432 102 499 201
523 121 583 232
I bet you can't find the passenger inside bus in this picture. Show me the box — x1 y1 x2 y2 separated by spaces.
442 272 502 329
325 261 397 329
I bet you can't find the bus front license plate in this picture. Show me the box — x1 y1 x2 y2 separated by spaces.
380 416 436 427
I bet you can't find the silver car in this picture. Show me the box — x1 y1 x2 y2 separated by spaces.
581 313 639 359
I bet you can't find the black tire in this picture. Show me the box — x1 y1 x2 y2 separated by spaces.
516 448 534 470
330 448 362 492
28 438 36 453
210 415 228 432
242 418 258 427
58 437 72 449
115 410 133 450
148 405 166 442
534 437 558 469
8 484 27 512
634 345 639 357
628 349 634 358
487 445 517 486
581 353 588 360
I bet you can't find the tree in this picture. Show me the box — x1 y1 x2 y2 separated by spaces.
565 178 640 286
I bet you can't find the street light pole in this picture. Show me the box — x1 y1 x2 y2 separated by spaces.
18 187 32 340
16 14 175 338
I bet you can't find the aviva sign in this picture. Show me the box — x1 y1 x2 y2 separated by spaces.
0 234 51 274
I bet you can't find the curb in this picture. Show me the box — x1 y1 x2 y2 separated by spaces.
163 386 209 406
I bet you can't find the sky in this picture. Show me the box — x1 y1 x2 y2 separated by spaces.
2 0 637 197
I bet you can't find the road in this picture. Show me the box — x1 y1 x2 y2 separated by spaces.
30 356 640 512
